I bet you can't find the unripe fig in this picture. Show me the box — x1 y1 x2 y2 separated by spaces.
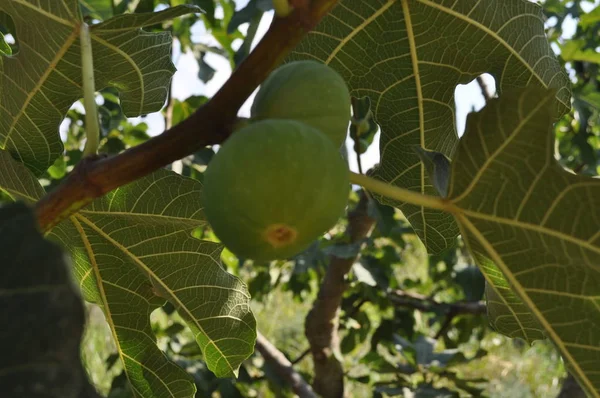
203 119 350 262
251 60 351 148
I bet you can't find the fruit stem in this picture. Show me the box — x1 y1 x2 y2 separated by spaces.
273 0 293 18
349 172 450 212
80 23 100 156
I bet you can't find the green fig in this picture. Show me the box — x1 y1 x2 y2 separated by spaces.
203 119 349 262
251 60 351 148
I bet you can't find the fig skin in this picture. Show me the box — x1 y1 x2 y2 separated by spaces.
203 119 350 262
251 60 351 148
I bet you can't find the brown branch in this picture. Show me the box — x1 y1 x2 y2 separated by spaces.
387 289 486 315
305 191 376 398
476 75 494 101
255 332 317 398
388 289 485 338
35 0 341 232
291 348 311 365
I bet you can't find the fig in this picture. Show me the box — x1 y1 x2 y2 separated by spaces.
203 119 349 262
251 60 351 148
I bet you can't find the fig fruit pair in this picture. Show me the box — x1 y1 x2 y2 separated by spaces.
203 61 351 262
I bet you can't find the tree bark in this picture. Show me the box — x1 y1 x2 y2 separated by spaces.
255 332 317 398
304 191 375 398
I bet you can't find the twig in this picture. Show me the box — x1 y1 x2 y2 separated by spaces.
387 289 486 315
305 191 376 398
476 75 494 102
291 348 310 365
387 289 486 338
354 142 363 174
255 332 317 398
35 0 342 232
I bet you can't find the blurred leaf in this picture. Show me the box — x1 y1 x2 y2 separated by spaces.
171 96 209 126
367 193 396 237
80 0 114 20
323 242 362 259
561 40 600 63
353 262 378 287
580 6 600 28
227 0 270 34
0 202 99 398
454 266 485 302
414 384 458 398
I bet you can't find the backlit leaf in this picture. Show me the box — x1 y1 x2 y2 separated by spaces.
448 86 600 394
0 1 201 174
0 151 257 396
289 0 570 254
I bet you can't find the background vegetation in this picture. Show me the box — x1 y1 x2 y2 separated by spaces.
1 0 599 397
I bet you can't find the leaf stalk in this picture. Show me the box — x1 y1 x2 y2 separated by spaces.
80 23 100 156
349 172 450 212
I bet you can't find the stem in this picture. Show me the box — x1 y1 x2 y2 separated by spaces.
273 0 293 17
349 172 450 212
80 23 100 156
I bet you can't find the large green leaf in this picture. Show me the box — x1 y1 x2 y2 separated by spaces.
0 1 201 175
0 150 257 396
289 0 570 254
447 86 600 394
0 149 45 204
484 273 544 342
0 201 100 398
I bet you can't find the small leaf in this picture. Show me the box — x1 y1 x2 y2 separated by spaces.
454 266 485 302
323 242 362 259
414 147 451 198
353 262 378 287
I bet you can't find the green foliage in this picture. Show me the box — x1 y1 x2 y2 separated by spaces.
0 149 256 393
1 0 599 397
252 60 352 148
0 1 200 174
289 0 571 254
204 119 349 261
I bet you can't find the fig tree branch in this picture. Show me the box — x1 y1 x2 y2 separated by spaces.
255 332 317 398
305 190 375 398
387 289 486 315
35 0 341 232
476 75 494 101
387 290 486 339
